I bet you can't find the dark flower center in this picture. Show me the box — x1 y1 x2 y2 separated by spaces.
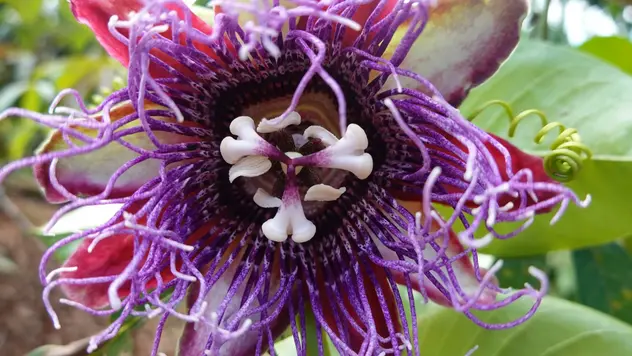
203 48 385 224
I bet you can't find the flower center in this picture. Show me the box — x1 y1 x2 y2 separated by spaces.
220 113 373 243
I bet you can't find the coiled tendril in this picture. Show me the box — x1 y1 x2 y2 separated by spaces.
467 100 592 183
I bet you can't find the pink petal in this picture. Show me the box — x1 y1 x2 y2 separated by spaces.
384 0 529 105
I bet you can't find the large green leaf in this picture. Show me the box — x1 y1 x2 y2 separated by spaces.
573 243 632 324
580 36 632 75
418 296 632 356
273 297 632 355
459 40 632 256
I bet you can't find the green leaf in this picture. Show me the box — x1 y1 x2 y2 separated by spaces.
496 255 549 290
0 81 29 112
91 315 143 356
580 37 632 75
459 40 632 256
418 296 632 356
26 337 91 356
573 243 632 324
4 0 43 24
624 236 632 255
32 230 79 263
272 306 335 356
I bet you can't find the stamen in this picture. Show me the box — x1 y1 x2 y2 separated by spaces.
257 111 302 133
303 124 373 179
304 184 346 201
228 155 272 182
222 116 371 244
262 198 316 243
303 125 339 146
253 188 283 208
220 116 271 164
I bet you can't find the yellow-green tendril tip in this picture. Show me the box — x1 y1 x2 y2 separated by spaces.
467 100 592 183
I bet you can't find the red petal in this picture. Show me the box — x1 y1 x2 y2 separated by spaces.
70 0 214 70
70 0 140 67
488 134 558 213
59 202 177 309
60 233 136 308
381 0 528 106
398 129 560 214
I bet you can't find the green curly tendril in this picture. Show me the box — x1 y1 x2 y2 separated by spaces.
467 100 592 183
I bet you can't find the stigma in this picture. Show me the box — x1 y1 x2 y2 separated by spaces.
220 112 373 243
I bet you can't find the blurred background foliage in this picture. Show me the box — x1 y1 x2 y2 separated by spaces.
0 0 122 164
1 0 632 355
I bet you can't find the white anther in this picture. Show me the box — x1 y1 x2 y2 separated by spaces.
281 152 304 174
257 111 302 133
318 124 373 179
304 184 346 202
253 188 282 208
228 155 272 182
220 116 267 164
262 201 316 243
303 125 340 146
499 202 514 212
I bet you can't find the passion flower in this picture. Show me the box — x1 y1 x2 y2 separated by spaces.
0 0 589 355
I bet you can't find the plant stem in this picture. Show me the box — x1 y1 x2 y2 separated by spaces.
540 0 553 41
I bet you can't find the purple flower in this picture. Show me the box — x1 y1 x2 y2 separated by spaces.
0 0 590 355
